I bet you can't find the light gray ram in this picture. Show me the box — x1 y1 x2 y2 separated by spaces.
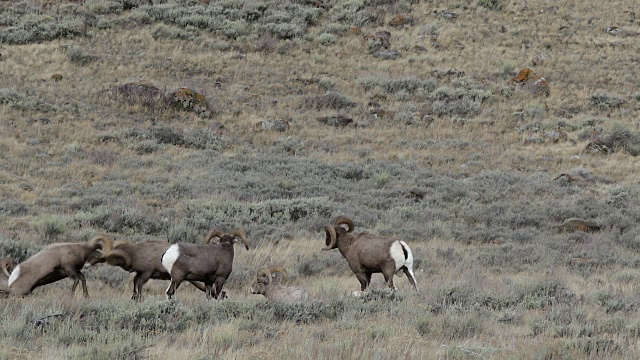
249 265 310 302
8 236 112 297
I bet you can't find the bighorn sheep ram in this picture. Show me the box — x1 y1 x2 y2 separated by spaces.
323 216 418 292
162 228 249 300
0 257 14 296
88 239 210 302
249 265 310 302
8 236 113 297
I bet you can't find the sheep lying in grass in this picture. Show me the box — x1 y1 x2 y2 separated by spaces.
9 236 113 297
322 216 418 292
88 239 208 302
162 228 249 300
249 265 310 302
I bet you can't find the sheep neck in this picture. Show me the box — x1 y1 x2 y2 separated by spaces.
336 235 355 257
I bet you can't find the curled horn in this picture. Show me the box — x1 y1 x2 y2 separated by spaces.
256 267 273 285
267 265 288 283
333 216 354 233
230 228 250 250
0 258 13 278
90 236 114 254
323 225 337 251
106 249 133 269
204 229 226 244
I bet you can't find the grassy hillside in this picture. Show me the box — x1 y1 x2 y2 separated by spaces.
1 0 640 358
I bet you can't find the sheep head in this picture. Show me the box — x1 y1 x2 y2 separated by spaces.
250 265 287 295
204 228 226 244
105 248 133 269
0 258 13 278
85 236 115 265
323 215 355 251
89 235 115 252
206 228 250 250
87 238 125 266
230 228 250 250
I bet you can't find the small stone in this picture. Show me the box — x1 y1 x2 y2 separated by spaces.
258 119 290 132
532 53 547 65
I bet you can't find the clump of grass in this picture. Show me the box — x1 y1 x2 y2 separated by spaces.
427 85 493 118
302 92 356 110
34 215 70 243
590 93 626 110
478 0 504 10
318 33 337 45
66 46 98 66
0 239 42 263
0 88 56 113
151 23 196 40
0 15 84 44
96 10 153 29
437 311 485 340
328 0 382 27
85 1 124 15
359 76 436 95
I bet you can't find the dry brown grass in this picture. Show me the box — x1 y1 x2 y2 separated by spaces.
2 0 640 358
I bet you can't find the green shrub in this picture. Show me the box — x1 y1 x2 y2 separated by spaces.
359 76 436 94
0 239 42 263
0 17 84 44
86 1 124 15
590 93 626 110
151 23 196 40
302 92 356 110
478 0 504 10
318 33 337 45
66 46 99 66
439 312 485 340
34 216 70 243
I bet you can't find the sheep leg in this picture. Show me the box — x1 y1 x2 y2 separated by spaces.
213 277 225 300
67 268 89 298
166 272 184 300
382 269 397 291
133 272 152 302
131 273 141 301
402 267 418 291
166 280 177 300
205 283 213 300
355 272 370 291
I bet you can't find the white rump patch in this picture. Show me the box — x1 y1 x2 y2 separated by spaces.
389 241 407 271
399 241 414 267
8 264 20 287
162 244 180 274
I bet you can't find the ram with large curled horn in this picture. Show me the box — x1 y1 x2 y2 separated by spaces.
162 228 250 300
87 237 210 302
249 265 310 302
0 257 15 296
8 236 114 297
323 216 418 293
